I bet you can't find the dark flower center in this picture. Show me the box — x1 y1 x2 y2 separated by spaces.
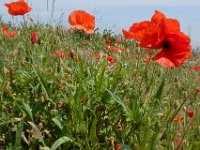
162 40 171 49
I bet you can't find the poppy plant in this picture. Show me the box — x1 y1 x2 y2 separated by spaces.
188 107 194 119
54 50 68 59
68 10 95 34
105 66 110 71
115 39 121 44
105 45 112 50
196 88 200 92
122 10 191 68
6 32 16 38
174 137 181 146
94 54 101 60
151 32 191 67
106 56 115 64
70 49 75 58
5 0 32 16
1 26 16 38
122 21 155 41
173 115 182 123
2 26 8 33
143 57 150 63
116 143 121 150
74 57 79 63
31 32 39 44
122 11 166 44
194 66 200 71
112 47 120 53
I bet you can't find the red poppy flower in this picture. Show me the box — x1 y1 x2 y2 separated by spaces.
196 88 200 92
173 115 182 123
68 10 95 34
123 10 191 67
134 55 139 60
122 21 155 41
105 66 110 71
112 46 120 53
5 0 32 16
120 47 127 51
188 107 194 119
31 32 39 44
55 50 68 59
106 56 115 64
74 57 79 62
116 143 121 150
151 32 191 67
151 10 166 23
139 14 180 49
1 26 16 38
103 51 108 55
105 45 111 50
143 57 150 63
122 10 166 42
6 32 16 38
194 66 200 71
174 137 181 146
115 39 121 44
2 26 8 33
94 54 101 60
106 35 110 40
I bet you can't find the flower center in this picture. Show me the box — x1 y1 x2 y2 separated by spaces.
162 40 171 49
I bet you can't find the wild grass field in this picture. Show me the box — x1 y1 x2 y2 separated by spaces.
0 1 200 150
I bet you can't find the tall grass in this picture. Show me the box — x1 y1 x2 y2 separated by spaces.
0 1 200 150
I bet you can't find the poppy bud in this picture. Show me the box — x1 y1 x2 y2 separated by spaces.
116 143 121 150
70 49 75 58
188 107 194 118
31 32 39 44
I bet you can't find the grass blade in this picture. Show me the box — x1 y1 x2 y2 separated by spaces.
50 136 73 150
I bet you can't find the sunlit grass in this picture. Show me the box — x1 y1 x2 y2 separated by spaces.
0 16 200 150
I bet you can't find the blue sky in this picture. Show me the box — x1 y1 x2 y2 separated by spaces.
0 0 200 47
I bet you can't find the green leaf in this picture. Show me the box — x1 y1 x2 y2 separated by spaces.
32 67 54 104
150 122 160 150
140 126 149 149
96 61 106 91
89 117 97 147
153 78 165 100
107 89 130 113
32 67 51 101
15 119 24 149
52 117 63 130
50 136 73 150
18 102 34 122
78 56 85 79
41 147 50 150
16 70 31 78
109 63 122 90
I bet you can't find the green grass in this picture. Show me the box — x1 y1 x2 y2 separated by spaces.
0 22 200 150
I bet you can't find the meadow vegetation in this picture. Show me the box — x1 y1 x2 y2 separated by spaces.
0 0 200 150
